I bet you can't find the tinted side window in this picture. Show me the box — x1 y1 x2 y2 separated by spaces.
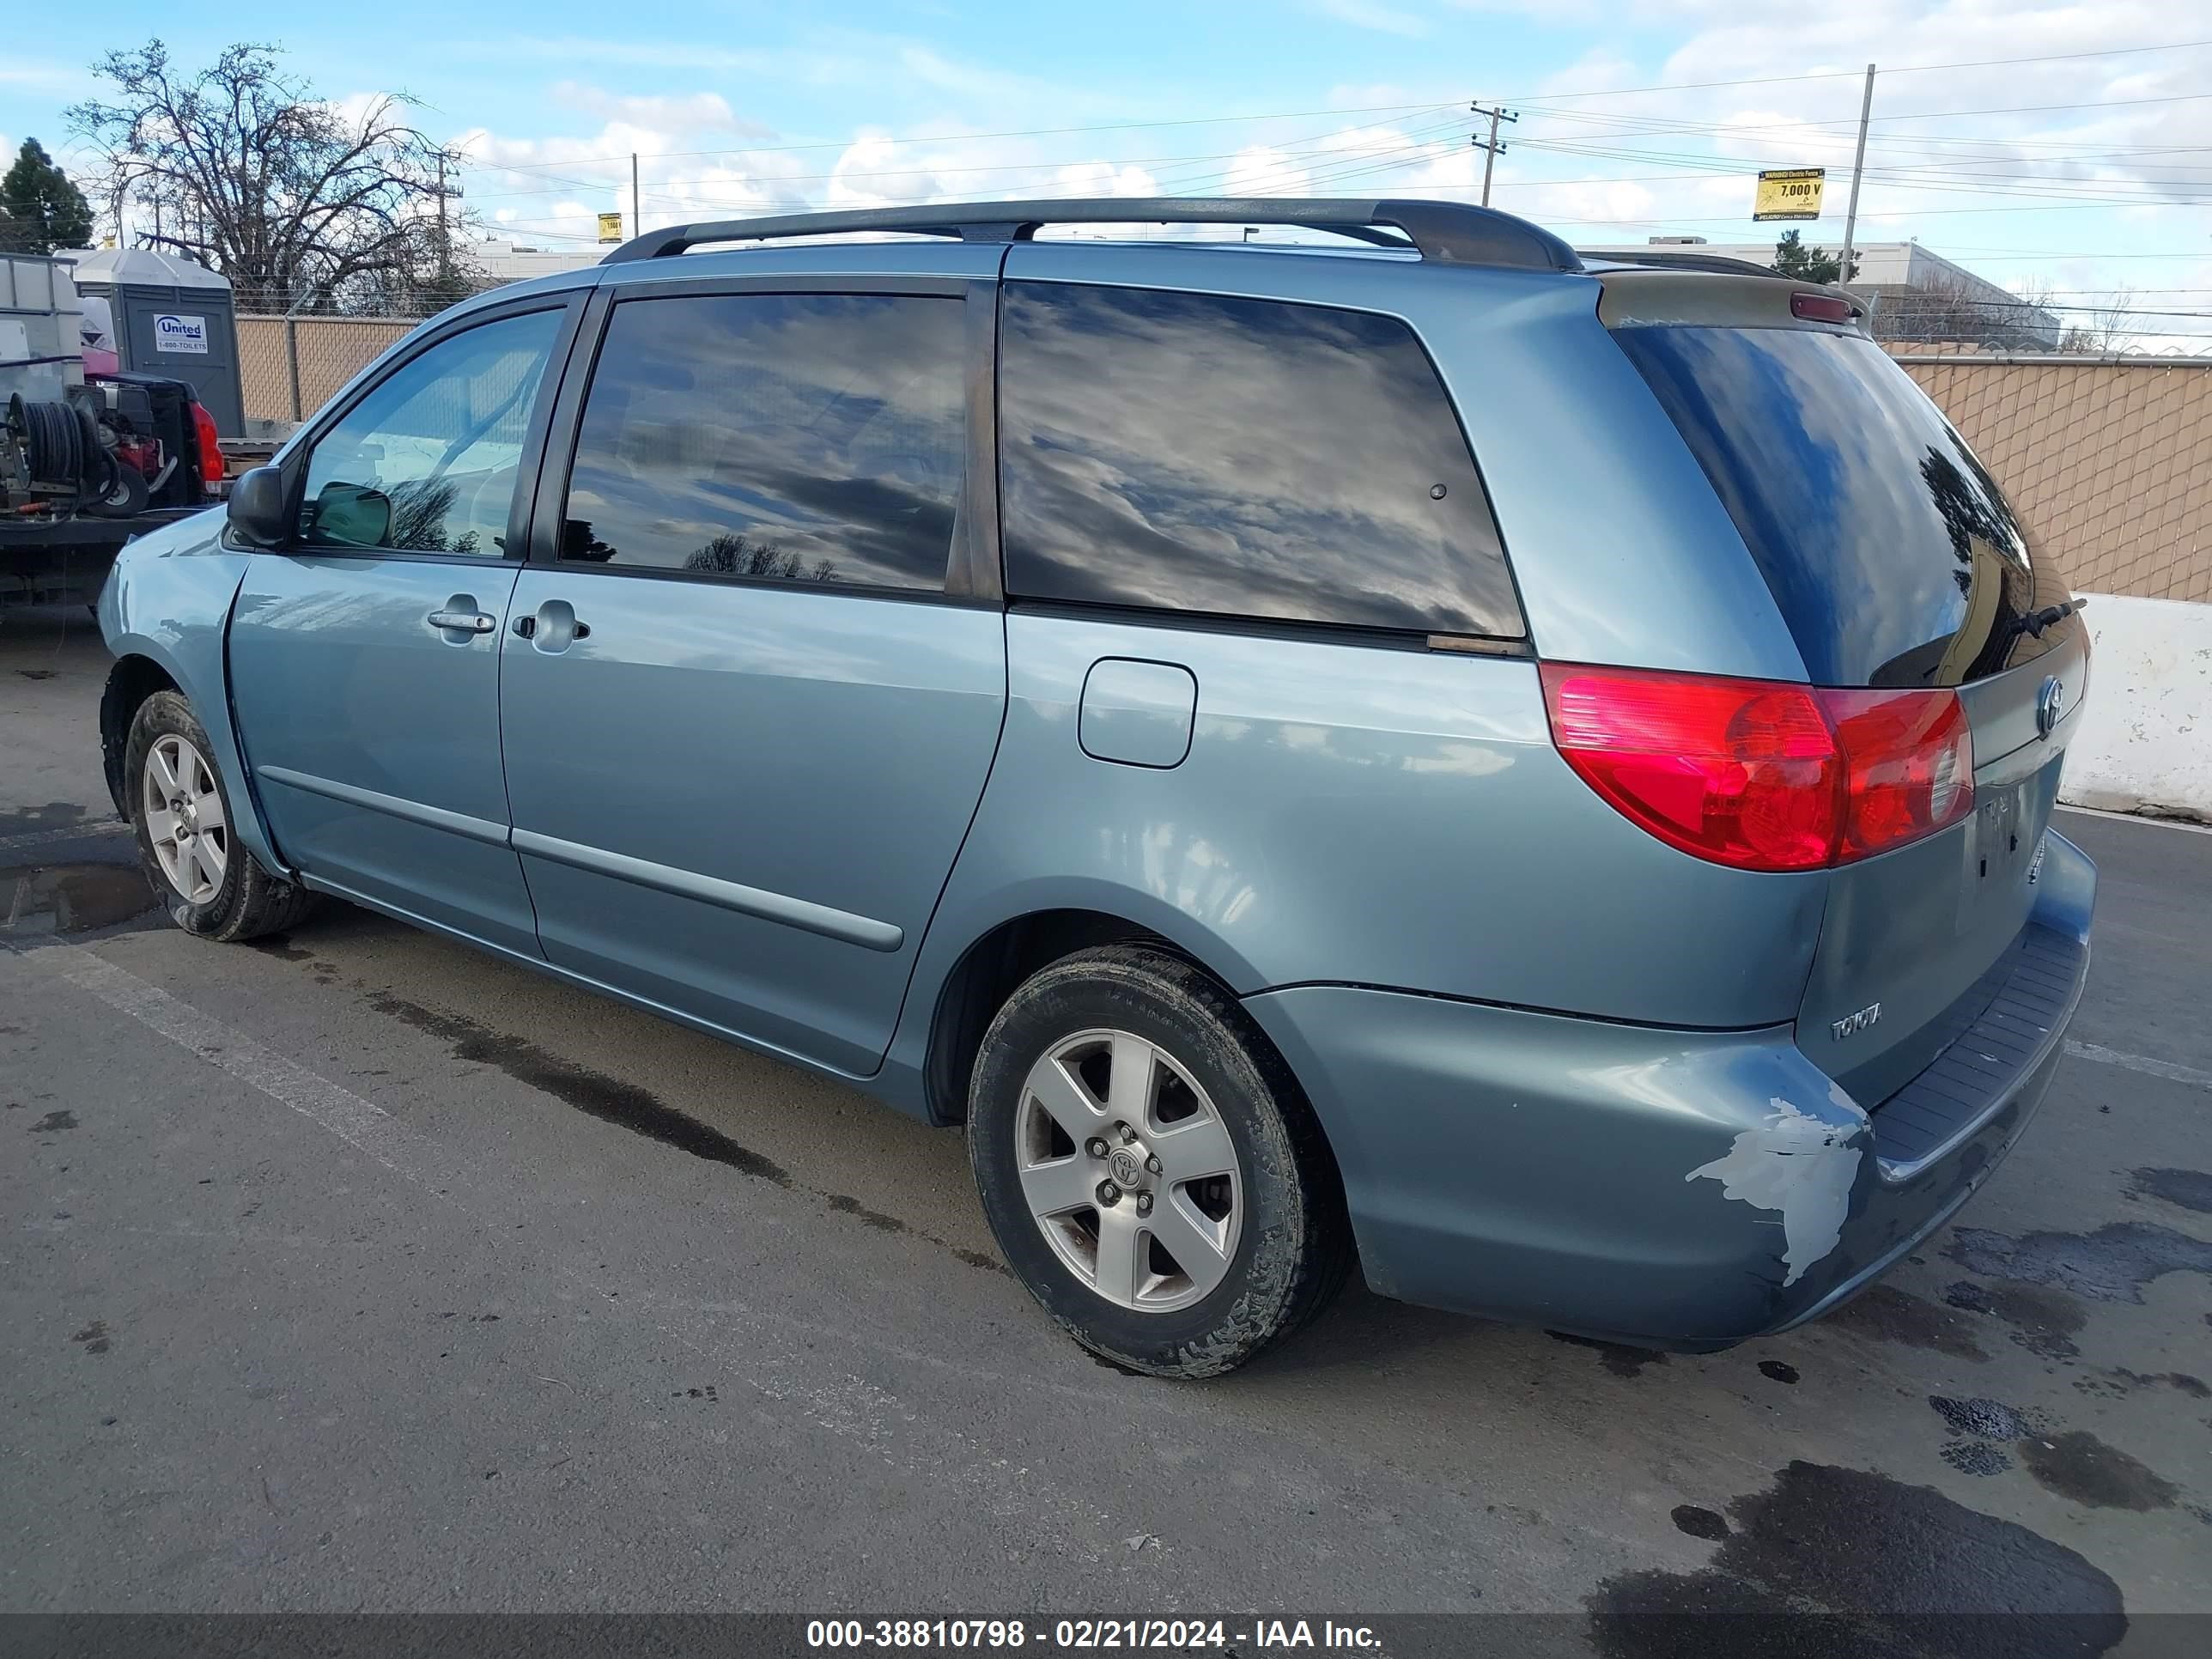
560 293 964 591
999 283 1522 638
299 309 562 556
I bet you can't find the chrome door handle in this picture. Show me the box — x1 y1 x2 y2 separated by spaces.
427 608 495 635
521 599 589 653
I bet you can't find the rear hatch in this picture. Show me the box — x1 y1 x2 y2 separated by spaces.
1603 272 2087 1107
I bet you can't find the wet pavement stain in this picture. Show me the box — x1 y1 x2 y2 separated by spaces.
1824 1284 1989 1361
0 863 157 937
27 1109 77 1134
360 988 1009 1275
365 990 793 1182
825 1193 908 1232
71 1321 111 1355
1942 1441 2013 1477
15 668 59 681
1946 1221 2212 1304
2124 1168 2212 1216
1671 1504 1729 1540
2020 1431 2179 1512
1919 1395 2185 1514
0 803 87 835
2079 1368 2211 1401
1941 1279 2085 1360
1929 1396 2033 1441
1586 1461 2127 1659
245 934 316 963
1548 1331 1669 1377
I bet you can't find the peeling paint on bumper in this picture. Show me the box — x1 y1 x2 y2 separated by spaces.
1242 838 2094 1350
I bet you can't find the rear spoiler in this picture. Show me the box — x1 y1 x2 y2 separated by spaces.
1594 266 1868 334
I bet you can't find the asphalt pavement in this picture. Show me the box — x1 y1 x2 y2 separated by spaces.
3 601 2209 1651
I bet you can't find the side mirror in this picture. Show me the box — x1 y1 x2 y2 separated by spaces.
226 465 291 550
306 480 393 548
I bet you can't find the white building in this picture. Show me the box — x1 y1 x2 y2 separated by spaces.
1577 238 2061 349
472 237 608 285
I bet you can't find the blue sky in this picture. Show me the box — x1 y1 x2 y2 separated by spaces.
5 2 2209 344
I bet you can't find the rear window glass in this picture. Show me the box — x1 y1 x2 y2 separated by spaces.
999 283 1523 639
1613 325 2075 687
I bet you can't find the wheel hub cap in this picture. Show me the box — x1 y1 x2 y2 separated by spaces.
1013 1028 1243 1314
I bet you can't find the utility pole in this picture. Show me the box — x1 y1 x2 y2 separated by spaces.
434 152 452 276
1471 102 1518 208
1838 64 1875 288
631 153 641 239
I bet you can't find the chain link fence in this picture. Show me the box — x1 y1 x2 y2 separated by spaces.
1893 353 2212 605
237 314 422 425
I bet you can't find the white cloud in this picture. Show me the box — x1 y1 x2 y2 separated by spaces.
439 3 2211 342
550 85 772 138
1311 0 1431 36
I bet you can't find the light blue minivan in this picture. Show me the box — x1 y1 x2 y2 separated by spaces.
99 198 2094 1376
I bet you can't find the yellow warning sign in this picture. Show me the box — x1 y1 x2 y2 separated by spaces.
597 211 625 244
1753 168 1826 222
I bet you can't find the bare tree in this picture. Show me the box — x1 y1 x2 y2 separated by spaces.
67 40 477 313
2057 287 2138 356
1870 276 2059 352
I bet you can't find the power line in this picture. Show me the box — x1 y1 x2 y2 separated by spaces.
1510 37 2212 101
457 34 2212 186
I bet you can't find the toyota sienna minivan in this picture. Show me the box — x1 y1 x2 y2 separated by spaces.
100 197 2094 1376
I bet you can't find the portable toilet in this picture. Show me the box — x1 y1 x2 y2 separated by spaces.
64 247 246 437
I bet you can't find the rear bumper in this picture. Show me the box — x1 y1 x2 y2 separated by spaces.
1242 831 2095 1350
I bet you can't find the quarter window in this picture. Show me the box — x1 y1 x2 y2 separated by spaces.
998 283 1522 638
559 293 965 591
298 309 562 556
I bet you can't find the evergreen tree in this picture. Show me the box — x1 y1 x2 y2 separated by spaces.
1771 228 1857 286
0 139 95 254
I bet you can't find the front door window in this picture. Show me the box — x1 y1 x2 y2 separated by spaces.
296 309 562 556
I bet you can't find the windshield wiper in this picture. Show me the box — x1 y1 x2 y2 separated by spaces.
2007 598 2086 641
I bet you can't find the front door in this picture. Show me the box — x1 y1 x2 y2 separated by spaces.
498 279 1006 1075
228 304 571 954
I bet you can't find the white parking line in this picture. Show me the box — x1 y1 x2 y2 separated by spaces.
27 939 439 1179
6 933 1158 1543
2062 1039 2212 1091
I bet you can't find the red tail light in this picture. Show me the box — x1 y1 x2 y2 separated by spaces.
1540 664 1973 872
191 400 224 489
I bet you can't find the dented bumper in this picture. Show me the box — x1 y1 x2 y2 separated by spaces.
1240 832 2095 1350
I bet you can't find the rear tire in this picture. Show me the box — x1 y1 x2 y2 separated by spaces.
126 690 316 942
968 945 1352 1377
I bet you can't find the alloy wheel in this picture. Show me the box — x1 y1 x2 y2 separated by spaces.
142 734 229 905
1014 1028 1243 1312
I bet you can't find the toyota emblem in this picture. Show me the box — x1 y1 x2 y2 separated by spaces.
2035 677 2065 738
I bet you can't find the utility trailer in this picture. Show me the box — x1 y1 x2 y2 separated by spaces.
1 251 229 618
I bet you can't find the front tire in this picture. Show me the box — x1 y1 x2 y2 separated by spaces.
968 945 1351 1377
126 690 315 941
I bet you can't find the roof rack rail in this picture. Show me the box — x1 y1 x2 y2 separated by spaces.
600 197 1585 275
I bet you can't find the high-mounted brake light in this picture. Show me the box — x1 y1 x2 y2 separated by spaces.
1540 664 1973 872
1790 292 1858 324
